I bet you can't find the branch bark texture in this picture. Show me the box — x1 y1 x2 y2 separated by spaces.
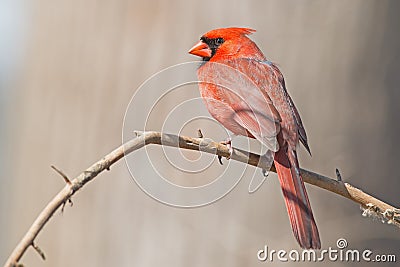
4 131 400 267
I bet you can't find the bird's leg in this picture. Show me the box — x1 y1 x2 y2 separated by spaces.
218 137 233 165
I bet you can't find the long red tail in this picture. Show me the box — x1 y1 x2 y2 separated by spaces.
274 147 321 249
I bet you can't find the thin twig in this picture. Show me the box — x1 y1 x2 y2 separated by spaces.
4 131 400 267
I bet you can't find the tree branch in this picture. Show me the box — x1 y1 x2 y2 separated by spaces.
4 131 400 267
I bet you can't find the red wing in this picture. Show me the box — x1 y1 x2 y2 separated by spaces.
230 103 279 151
198 59 282 151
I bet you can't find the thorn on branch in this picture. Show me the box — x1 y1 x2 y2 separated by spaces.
61 198 73 214
134 130 145 137
51 165 71 185
51 165 74 213
335 168 342 181
32 241 46 261
197 129 204 138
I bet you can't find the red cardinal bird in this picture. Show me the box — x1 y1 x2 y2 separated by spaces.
189 27 320 249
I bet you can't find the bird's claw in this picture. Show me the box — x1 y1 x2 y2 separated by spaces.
218 138 233 165
248 151 274 193
218 155 224 165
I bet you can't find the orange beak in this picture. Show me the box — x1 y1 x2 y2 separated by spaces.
188 40 212 58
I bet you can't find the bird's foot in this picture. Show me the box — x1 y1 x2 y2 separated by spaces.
218 137 233 165
248 150 274 193
262 150 274 175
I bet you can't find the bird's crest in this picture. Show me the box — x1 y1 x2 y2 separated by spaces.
202 27 256 39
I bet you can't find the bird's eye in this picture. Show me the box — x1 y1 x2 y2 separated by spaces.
215 37 224 45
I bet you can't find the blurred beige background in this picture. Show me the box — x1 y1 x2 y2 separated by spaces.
1 0 399 266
